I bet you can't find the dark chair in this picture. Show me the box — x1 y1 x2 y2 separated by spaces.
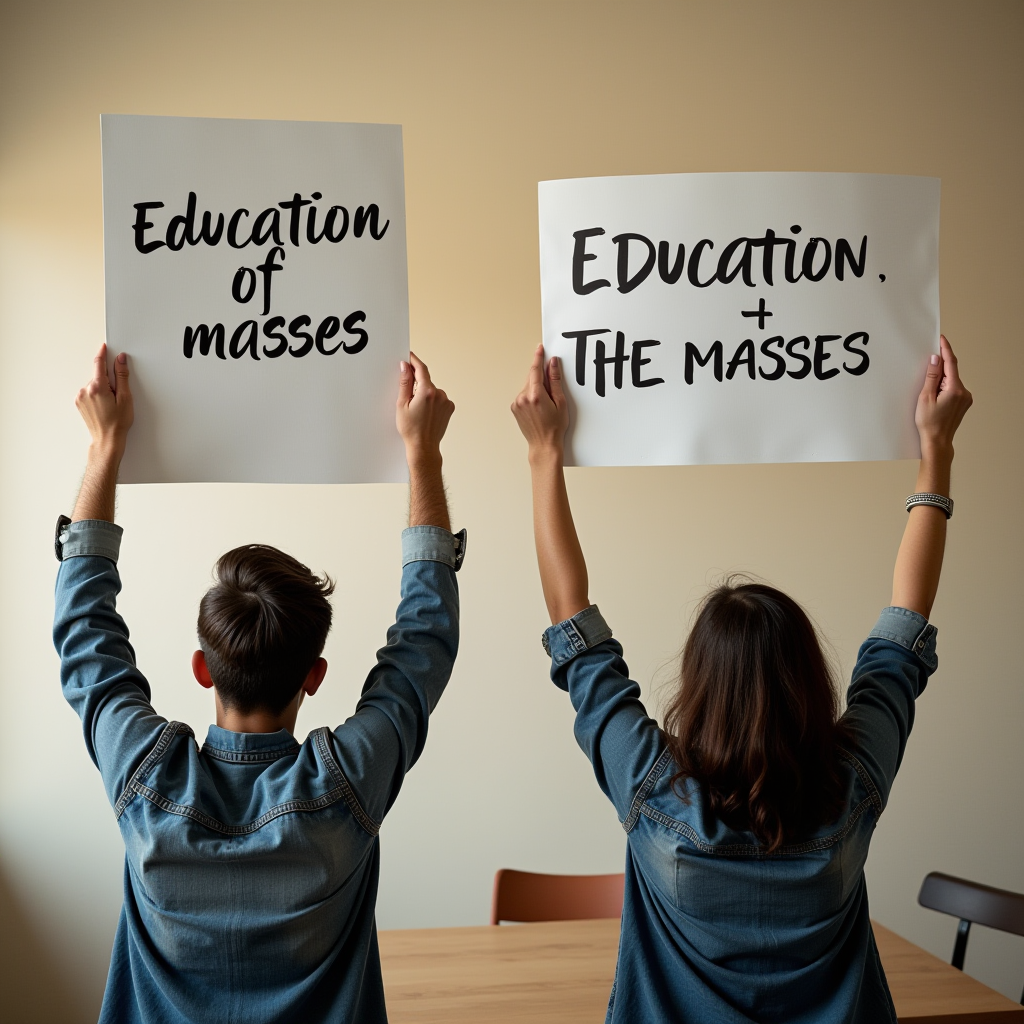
918 871 1024 1004
490 869 624 926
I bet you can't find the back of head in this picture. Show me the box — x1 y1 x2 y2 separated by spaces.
663 581 851 853
198 545 335 715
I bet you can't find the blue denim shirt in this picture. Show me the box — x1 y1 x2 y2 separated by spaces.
544 603 938 1024
53 520 465 1024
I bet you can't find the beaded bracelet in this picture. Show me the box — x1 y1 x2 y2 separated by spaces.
906 492 954 519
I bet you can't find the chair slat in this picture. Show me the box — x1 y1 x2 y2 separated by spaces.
919 872 1024 937
491 870 625 926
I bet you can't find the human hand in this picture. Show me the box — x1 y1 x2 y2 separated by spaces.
915 335 972 462
511 344 569 460
396 352 454 465
75 343 134 458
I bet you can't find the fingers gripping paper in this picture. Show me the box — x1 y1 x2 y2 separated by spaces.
538 173 939 466
102 115 409 483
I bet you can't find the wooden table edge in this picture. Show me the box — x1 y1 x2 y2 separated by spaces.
379 918 1024 1023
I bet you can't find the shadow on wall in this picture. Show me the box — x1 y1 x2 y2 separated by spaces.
0 862 91 1024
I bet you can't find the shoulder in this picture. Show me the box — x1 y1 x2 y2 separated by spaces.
116 724 368 833
631 751 879 857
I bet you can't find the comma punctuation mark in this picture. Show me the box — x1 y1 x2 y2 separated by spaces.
879 274 886 282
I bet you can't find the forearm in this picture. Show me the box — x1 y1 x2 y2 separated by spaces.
71 442 124 523
891 446 952 618
408 451 450 532
529 446 589 624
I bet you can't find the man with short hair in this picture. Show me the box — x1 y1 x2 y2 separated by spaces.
54 345 464 1024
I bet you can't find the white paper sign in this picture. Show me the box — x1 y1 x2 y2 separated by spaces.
538 173 939 466
102 115 409 483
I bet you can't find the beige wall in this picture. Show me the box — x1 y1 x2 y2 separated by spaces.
1 1 1022 1017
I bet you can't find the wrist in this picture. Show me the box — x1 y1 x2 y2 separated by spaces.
916 454 952 498
405 445 442 473
920 439 954 466
528 442 564 468
87 437 126 466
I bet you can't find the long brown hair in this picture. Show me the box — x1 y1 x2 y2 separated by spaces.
662 581 852 853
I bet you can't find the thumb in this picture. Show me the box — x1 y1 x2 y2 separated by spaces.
920 351 942 400
548 356 566 404
114 351 131 400
397 359 414 407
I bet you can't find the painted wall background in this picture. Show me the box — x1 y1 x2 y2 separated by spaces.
1 2 1021 1018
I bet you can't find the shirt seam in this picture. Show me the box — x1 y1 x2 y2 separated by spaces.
132 783 350 835
637 794 877 856
313 727 381 837
622 747 673 832
838 748 885 817
201 745 299 763
114 721 193 819
114 723 382 836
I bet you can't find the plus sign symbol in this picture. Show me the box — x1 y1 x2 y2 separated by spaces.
741 297 773 330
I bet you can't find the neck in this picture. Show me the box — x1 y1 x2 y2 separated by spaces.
214 691 301 734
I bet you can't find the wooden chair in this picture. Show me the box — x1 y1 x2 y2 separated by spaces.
918 871 1024 1004
490 869 625 926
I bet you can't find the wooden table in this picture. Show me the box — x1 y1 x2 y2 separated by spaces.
379 918 1024 1024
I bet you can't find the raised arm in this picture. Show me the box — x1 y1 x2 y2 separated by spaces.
511 345 589 623
842 335 973 806
55 345 168 808
891 335 973 617
329 353 461 823
511 345 663 821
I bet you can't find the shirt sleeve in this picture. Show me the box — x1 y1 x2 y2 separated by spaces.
545 606 665 824
841 606 938 810
329 526 464 823
52 521 169 809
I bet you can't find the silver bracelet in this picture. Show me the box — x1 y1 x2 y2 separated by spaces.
906 492 953 519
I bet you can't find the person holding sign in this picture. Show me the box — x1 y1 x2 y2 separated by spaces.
53 346 464 1024
511 336 972 1024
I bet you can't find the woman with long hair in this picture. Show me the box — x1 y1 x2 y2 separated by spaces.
511 335 972 1023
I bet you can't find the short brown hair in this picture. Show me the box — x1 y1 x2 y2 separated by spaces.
197 545 335 714
663 581 853 853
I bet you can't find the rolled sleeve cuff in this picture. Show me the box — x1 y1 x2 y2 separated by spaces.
402 526 467 572
542 605 613 666
59 519 123 563
868 606 938 672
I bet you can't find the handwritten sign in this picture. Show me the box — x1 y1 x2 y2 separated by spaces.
538 173 939 466
102 115 409 483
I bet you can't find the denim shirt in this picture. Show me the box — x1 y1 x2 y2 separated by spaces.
544 603 938 1024
53 520 465 1024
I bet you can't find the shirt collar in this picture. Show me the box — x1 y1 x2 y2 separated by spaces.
202 724 300 754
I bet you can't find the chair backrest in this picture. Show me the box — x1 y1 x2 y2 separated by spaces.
918 872 1024 937
490 869 625 926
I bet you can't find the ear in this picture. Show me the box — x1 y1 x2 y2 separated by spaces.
192 650 215 689
303 658 328 697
